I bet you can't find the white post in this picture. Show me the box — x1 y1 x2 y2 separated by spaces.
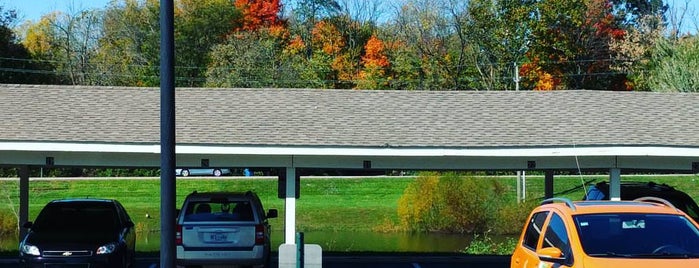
516 171 522 203
284 167 296 244
610 168 621 201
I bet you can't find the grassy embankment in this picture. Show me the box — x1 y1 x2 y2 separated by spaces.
0 174 697 254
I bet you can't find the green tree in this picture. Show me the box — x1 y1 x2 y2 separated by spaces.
95 0 160 86
466 0 535 90
206 27 288 88
21 9 104 85
175 0 240 86
0 6 56 84
646 36 699 92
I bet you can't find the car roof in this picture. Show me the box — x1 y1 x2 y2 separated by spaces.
49 198 117 204
539 199 688 217
185 191 258 200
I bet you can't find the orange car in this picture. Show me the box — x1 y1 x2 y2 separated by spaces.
511 197 699 268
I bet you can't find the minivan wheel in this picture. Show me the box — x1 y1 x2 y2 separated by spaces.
181 169 190 176
213 169 222 176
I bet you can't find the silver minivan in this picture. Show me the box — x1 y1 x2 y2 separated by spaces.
176 191 278 268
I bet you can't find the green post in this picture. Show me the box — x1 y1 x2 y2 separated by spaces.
296 232 304 268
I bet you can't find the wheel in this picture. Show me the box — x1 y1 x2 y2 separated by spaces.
213 169 222 177
181 169 190 177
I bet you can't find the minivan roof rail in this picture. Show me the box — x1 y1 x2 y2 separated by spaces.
633 196 677 209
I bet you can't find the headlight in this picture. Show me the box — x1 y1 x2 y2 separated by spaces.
20 244 40 256
96 243 117 255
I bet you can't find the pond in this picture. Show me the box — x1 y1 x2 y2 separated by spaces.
3 231 513 254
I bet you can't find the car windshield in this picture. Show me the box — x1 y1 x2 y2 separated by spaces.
575 213 699 257
183 200 255 222
32 202 119 233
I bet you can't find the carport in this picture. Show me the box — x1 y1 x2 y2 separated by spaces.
1 84 698 265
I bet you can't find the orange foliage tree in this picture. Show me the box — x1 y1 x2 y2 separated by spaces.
356 34 391 89
234 0 282 31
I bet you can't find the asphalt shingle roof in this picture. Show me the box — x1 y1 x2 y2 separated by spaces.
1 84 698 149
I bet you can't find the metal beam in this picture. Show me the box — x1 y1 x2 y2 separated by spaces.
159 0 176 266
544 170 554 199
18 166 29 240
609 168 621 201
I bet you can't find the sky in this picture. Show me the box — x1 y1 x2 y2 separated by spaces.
3 0 698 34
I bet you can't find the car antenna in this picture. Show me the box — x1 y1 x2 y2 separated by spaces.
574 143 589 199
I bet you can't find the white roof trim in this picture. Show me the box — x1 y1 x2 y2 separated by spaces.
2 142 699 157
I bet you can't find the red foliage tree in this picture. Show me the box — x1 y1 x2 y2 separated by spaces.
234 0 282 31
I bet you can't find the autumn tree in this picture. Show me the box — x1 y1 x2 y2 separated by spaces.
234 0 282 31
523 0 627 90
356 34 390 89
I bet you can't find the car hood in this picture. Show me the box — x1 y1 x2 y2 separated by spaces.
24 230 117 251
583 255 699 267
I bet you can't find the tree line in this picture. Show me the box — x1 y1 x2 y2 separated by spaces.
1 0 698 91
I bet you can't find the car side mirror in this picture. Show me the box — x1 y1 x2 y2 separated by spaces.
267 209 278 219
22 222 33 229
537 247 565 263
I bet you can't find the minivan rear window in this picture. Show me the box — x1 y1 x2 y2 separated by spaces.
183 200 254 222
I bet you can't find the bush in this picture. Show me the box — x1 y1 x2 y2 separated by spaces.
0 210 17 237
398 172 529 234
463 233 518 255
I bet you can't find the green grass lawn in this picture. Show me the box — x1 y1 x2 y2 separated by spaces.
1 173 698 254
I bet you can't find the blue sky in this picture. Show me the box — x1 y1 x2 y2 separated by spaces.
3 0 697 34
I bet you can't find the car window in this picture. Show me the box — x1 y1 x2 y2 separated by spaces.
33 202 119 232
523 211 549 250
183 200 255 222
542 213 573 264
575 213 699 256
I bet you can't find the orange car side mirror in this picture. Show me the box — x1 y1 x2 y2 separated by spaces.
537 247 565 263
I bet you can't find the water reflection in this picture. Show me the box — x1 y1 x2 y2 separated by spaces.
2 231 510 253
272 231 473 252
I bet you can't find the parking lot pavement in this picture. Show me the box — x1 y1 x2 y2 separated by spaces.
1 254 510 268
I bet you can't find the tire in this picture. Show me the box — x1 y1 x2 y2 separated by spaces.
181 169 190 177
213 169 222 177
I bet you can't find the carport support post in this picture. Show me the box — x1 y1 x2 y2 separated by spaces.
609 168 621 201
544 170 554 199
19 165 29 240
285 167 297 244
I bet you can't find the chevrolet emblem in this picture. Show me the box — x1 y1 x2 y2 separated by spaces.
62 251 72 256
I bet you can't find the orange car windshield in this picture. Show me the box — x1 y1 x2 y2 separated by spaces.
574 213 699 258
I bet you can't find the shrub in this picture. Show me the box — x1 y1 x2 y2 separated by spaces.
397 172 440 232
0 210 17 237
397 172 529 234
463 233 518 255
492 201 538 235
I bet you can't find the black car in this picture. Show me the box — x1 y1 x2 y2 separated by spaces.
19 199 136 268
584 181 699 222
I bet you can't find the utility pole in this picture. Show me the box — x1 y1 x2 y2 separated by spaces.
514 62 526 202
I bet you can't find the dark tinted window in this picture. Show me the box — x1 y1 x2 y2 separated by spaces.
184 200 255 222
543 213 573 264
575 213 699 256
523 211 549 250
33 202 119 232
